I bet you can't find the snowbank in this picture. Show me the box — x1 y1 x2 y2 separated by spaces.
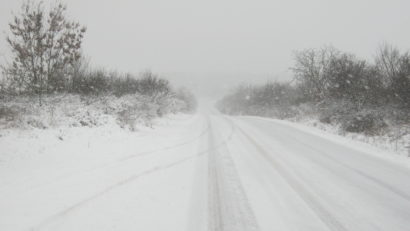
284 116 410 157
0 94 189 130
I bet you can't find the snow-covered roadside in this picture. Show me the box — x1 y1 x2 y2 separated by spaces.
301 120 410 154
0 113 195 163
0 93 199 166
0 113 202 194
242 116 410 169
0 111 206 231
292 118 410 157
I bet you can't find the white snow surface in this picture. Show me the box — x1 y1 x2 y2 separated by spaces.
1 103 410 231
290 116 410 157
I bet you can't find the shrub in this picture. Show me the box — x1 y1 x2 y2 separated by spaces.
341 111 387 135
72 69 111 95
176 88 197 113
318 100 356 124
137 72 171 97
0 106 18 121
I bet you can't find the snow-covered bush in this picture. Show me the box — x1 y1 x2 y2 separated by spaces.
339 111 387 135
0 91 193 131
175 88 197 113
116 95 158 130
218 44 409 137
216 82 296 118
318 100 356 124
0 105 20 122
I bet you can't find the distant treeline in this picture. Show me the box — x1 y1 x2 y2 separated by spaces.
217 44 410 135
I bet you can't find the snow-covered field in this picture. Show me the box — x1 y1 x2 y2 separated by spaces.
0 111 206 230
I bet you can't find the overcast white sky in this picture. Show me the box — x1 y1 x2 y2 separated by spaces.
1 0 410 96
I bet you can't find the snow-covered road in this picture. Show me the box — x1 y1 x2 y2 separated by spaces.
1 109 410 231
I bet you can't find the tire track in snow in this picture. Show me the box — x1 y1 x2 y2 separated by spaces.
250 118 410 204
236 125 348 231
185 132 209 231
29 155 200 231
117 120 211 162
29 118 230 231
7 118 211 197
207 116 259 231
275 129 410 203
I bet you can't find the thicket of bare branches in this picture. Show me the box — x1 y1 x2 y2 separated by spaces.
0 1 197 130
218 44 410 134
0 1 196 113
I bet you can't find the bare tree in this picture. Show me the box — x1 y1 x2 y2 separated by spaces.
138 71 171 98
5 1 86 105
375 43 402 86
291 46 339 101
375 43 410 106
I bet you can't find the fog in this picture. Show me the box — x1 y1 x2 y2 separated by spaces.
1 2 410 229
1 0 410 97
